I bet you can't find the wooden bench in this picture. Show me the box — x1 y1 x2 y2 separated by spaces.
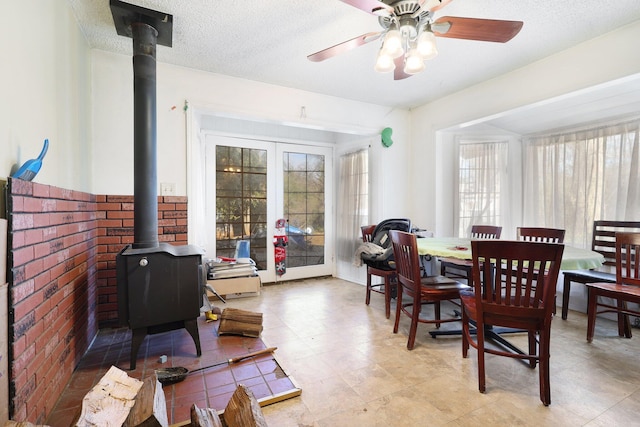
561 220 640 319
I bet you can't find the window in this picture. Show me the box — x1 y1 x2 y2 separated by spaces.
523 117 640 247
215 145 268 268
455 141 509 237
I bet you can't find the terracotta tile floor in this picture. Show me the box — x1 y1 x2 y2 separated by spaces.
46 315 298 426
48 277 640 426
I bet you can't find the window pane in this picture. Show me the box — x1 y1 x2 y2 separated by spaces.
215 146 268 270
457 142 508 237
283 151 325 267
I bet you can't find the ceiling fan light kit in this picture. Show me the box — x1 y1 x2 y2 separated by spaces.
308 0 523 80
376 21 437 74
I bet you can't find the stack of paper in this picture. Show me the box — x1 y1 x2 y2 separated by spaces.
209 257 258 279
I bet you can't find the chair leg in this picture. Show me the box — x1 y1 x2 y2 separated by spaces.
365 270 372 305
393 286 402 334
434 301 441 328
477 323 486 393
407 295 422 350
528 331 537 369
617 300 632 338
384 274 391 319
586 288 597 343
461 309 469 358
538 330 551 406
561 277 571 320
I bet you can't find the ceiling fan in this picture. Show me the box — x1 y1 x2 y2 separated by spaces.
308 0 523 80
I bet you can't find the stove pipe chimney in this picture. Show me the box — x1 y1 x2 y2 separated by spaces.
132 22 158 249
110 0 173 249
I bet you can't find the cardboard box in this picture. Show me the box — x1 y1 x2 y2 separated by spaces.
207 276 261 299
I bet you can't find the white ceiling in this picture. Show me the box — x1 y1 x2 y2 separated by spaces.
69 0 640 134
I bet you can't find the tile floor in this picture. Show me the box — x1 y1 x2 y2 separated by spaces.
48 277 640 426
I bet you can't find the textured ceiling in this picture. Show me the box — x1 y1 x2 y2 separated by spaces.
68 0 640 111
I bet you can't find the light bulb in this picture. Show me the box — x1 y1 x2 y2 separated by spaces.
381 29 404 58
417 30 438 60
374 50 395 73
403 48 425 74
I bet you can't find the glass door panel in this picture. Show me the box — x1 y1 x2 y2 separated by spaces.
277 145 333 280
206 135 332 282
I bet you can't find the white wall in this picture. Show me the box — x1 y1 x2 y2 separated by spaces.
1 1 91 191
91 50 411 218
408 20 640 236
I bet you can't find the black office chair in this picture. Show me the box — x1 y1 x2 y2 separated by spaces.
361 218 412 318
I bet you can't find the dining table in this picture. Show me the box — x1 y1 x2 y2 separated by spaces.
415 236 606 349
417 237 605 271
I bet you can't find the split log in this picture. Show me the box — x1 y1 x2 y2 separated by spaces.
218 308 263 337
75 366 168 427
124 375 168 427
222 384 268 427
189 405 222 427
76 366 143 427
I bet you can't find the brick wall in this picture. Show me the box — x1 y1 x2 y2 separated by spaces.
6 178 189 422
7 179 98 423
96 195 188 327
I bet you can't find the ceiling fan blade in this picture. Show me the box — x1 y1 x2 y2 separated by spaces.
412 0 453 18
433 16 523 43
426 0 454 13
393 56 412 81
307 32 382 62
339 0 394 16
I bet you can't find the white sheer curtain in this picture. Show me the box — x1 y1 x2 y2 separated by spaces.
188 129 208 250
522 117 640 247
454 141 509 237
337 149 369 263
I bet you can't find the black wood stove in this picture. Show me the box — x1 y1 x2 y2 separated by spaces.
111 0 204 370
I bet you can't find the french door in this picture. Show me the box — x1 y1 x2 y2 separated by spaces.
205 134 333 283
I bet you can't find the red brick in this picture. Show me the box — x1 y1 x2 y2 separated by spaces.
12 246 35 268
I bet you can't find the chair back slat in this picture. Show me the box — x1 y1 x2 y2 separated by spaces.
470 225 502 240
517 227 565 243
389 230 421 295
616 232 640 286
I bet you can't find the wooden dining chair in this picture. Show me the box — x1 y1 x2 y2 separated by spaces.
461 239 564 406
362 225 393 317
562 221 640 320
586 232 640 342
440 225 502 283
361 220 411 319
517 227 565 243
390 230 470 350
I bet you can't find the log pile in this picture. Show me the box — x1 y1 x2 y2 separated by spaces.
68 365 269 427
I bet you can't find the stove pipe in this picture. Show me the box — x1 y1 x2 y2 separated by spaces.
132 22 158 249
110 0 173 248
